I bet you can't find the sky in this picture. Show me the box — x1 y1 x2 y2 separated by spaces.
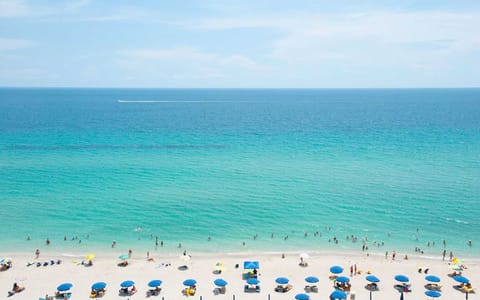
1 0 479 88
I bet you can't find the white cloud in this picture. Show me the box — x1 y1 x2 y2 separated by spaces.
191 11 480 64
117 46 267 70
0 37 35 51
0 0 92 18
0 0 29 17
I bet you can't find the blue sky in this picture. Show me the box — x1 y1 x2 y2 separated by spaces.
1 0 479 87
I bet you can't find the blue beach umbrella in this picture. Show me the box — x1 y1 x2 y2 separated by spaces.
91 282 106 291
453 276 470 284
366 275 380 300
214 279 228 287
331 290 347 299
395 275 409 283
295 293 310 300
57 283 73 292
330 266 344 274
276 277 289 284
247 278 260 285
425 275 441 283
148 280 162 288
120 280 134 288
336 276 350 283
425 290 441 298
366 275 380 283
183 279 197 286
305 276 319 283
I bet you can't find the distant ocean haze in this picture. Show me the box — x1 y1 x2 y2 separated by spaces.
0 88 479 257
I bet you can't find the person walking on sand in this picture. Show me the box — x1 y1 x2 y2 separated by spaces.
350 265 354 277
35 248 40 259
392 251 396 260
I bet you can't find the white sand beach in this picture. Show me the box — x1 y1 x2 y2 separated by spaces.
0 250 478 300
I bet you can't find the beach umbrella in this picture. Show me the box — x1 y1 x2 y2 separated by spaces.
247 278 260 285
120 280 134 288
366 275 380 300
214 279 228 287
453 276 471 300
425 290 441 298
425 275 441 283
452 258 463 265
395 275 409 283
276 277 290 284
86 254 95 260
244 261 259 269
305 276 319 283
331 290 347 299
91 282 106 291
148 280 162 288
118 254 129 261
336 276 350 283
183 279 196 286
330 266 344 274
57 283 73 292
295 293 310 300
453 276 470 284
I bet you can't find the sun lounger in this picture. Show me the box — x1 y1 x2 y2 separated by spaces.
244 285 260 293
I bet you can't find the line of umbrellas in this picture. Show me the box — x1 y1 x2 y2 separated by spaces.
52 270 471 300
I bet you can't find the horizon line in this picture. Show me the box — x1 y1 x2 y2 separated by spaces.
1 86 479 90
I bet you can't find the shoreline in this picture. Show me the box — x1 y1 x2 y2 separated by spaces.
1 248 478 300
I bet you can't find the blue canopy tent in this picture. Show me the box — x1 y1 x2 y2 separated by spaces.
244 261 259 269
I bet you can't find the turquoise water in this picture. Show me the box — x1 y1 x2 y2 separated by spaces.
0 88 479 256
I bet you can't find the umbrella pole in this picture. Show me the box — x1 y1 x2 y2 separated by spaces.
466 291 468 300
369 290 372 300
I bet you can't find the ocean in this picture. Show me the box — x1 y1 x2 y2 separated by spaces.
0 88 479 257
